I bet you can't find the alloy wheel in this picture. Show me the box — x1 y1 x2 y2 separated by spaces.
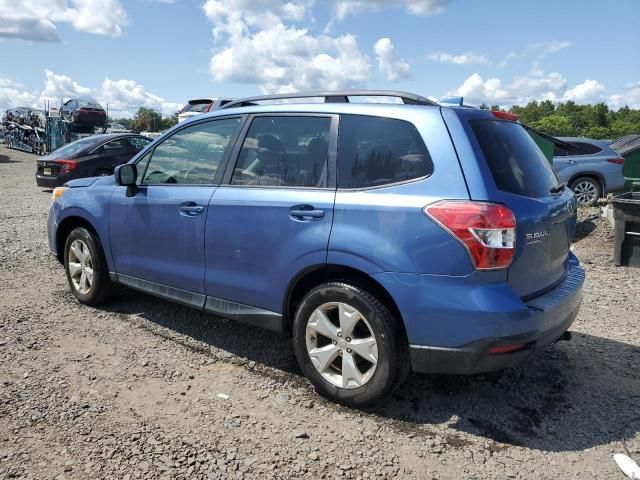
305 302 378 389
68 239 93 295
573 181 598 205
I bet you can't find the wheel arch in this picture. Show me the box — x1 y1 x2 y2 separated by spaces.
283 264 406 338
55 215 101 264
569 171 605 192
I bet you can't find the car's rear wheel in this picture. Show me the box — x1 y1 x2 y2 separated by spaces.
570 177 601 206
64 227 115 306
292 282 409 407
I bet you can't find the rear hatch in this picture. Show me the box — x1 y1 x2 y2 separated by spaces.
468 118 577 298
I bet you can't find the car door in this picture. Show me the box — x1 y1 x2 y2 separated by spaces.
204 114 337 323
109 117 242 299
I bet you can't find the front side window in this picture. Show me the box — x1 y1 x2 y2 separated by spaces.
337 115 433 189
231 116 331 187
141 118 240 185
127 136 152 152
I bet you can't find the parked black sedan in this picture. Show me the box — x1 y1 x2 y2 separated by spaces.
36 134 152 188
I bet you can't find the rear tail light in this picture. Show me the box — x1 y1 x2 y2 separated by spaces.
424 200 516 270
491 111 519 121
607 158 625 165
55 159 77 173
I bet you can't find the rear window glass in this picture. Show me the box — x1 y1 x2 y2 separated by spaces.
181 102 212 113
47 136 98 159
79 101 102 109
470 120 559 198
571 141 602 155
338 115 433 188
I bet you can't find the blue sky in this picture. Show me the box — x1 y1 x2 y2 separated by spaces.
1 0 639 117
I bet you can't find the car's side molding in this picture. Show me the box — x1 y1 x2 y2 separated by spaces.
204 296 284 333
110 273 284 333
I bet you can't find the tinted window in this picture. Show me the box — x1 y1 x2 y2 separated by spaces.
181 102 212 114
142 118 240 185
101 138 129 152
471 119 559 198
571 142 602 156
337 115 432 189
554 146 570 157
127 136 151 151
231 116 331 187
47 136 97 159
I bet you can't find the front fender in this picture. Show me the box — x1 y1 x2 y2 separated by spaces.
53 184 115 270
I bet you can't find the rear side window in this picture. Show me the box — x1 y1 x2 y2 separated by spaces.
470 120 559 198
571 141 602 156
337 115 432 189
231 116 331 187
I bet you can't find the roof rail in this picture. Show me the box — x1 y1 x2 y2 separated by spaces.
219 90 438 109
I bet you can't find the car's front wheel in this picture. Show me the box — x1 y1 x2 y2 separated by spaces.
293 282 409 407
64 227 116 306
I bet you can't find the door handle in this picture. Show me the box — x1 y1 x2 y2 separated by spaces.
179 204 205 216
290 206 325 220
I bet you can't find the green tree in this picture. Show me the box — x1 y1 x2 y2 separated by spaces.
160 113 178 131
533 114 578 136
132 107 163 132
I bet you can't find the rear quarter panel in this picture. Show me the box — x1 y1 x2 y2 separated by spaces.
329 107 474 276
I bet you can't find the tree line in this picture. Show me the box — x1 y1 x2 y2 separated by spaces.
112 102 640 140
481 101 640 139
109 107 178 133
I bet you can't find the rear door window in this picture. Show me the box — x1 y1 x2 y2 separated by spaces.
337 115 432 189
231 116 331 188
571 141 602 156
470 119 559 198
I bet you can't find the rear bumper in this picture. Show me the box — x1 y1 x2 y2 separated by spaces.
36 173 64 188
374 253 585 374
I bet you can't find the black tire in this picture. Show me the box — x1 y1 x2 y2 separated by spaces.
64 227 116 306
292 282 410 407
570 176 601 206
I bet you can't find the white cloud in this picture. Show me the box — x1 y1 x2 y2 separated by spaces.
426 51 490 65
1 70 180 118
99 78 182 117
447 70 569 106
0 0 128 42
609 82 640 110
374 38 410 81
498 40 571 68
204 0 370 93
0 77 37 112
332 0 450 21
562 79 606 103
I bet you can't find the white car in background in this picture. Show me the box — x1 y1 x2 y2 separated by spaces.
104 123 131 133
177 98 234 123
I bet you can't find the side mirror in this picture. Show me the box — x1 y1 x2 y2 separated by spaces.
115 164 138 197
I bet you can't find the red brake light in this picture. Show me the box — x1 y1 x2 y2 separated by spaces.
55 159 77 173
491 111 519 122
424 200 516 270
607 158 625 165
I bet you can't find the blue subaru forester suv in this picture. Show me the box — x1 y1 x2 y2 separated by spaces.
48 91 584 406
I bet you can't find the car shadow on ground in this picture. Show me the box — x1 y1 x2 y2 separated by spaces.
0 154 20 163
105 290 640 453
574 213 599 242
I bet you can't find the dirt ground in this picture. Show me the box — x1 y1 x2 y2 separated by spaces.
1 143 639 480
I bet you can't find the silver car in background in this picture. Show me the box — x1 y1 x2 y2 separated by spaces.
553 137 626 205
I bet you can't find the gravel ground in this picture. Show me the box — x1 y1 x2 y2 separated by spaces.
1 144 639 480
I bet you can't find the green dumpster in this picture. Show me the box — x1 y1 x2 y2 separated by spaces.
610 135 640 187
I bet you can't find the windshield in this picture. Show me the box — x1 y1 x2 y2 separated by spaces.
181 102 212 114
47 137 98 159
470 119 559 198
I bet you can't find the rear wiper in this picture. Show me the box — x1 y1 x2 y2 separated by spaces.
550 182 567 194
